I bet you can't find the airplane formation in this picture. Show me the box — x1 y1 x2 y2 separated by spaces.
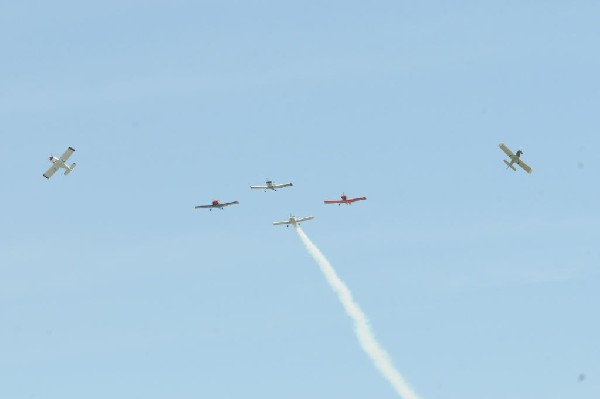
43 143 532 224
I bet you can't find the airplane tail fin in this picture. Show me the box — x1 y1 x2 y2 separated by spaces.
64 163 77 175
503 160 517 171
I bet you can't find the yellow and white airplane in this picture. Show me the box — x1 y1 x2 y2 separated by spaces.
43 147 77 179
499 143 532 173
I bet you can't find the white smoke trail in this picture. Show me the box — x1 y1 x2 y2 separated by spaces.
295 226 421 399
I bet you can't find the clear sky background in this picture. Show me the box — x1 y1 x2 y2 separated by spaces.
1 1 599 398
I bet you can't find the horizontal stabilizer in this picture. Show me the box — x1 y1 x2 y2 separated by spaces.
503 160 517 171
64 163 76 175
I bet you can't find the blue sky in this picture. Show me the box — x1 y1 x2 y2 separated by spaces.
1 1 599 398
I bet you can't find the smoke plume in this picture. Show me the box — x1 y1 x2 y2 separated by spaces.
295 226 421 399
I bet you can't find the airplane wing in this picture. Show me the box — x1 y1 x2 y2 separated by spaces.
272 221 290 226
296 216 314 223
43 165 60 179
348 197 367 203
499 143 515 158
250 185 268 190
59 147 75 162
272 182 293 189
221 201 240 207
194 204 215 209
517 161 532 174
324 200 344 204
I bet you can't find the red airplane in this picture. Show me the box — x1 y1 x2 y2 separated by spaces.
324 193 367 206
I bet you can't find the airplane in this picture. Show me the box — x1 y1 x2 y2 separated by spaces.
499 143 532 173
195 200 240 211
324 193 367 206
250 179 293 191
43 147 77 179
272 214 315 227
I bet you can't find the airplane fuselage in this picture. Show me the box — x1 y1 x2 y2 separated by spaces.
209 201 224 210
283 218 298 227
505 154 522 170
49 156 73 171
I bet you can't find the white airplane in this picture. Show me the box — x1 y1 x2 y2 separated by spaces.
43 147 77 179
499 143 532 173
273 214 314 227
250 179 293 191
